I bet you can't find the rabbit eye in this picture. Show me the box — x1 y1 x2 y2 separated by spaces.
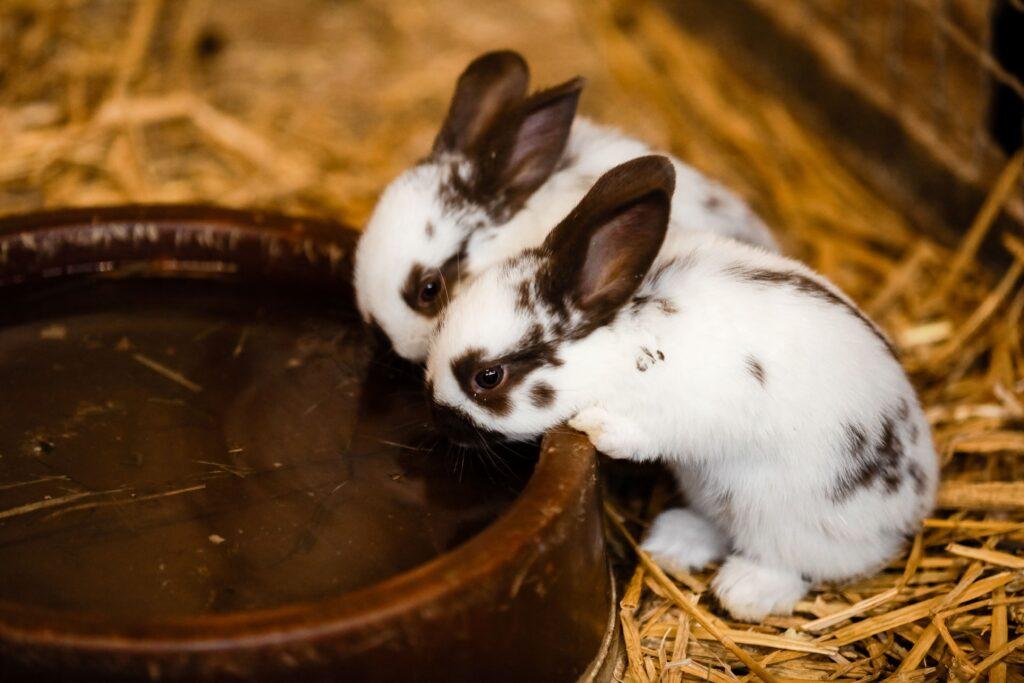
417 274 443 306
472 365 506 392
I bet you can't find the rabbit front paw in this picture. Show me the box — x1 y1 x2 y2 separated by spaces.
569 407 645 460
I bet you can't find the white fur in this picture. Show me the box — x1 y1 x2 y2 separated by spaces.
711 557 810 621
641 508 728 572
354 118 778 361
427 231 938 621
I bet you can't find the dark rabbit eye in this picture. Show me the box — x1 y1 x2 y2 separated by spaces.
417 274 443 306
473 366 506 392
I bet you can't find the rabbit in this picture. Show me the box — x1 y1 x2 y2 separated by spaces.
425 155 938 621
354 50 778 363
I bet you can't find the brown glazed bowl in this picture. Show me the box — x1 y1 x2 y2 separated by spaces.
0 207 615 682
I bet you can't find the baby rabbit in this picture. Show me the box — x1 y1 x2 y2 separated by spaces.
355 50 777 362
426 156 938 621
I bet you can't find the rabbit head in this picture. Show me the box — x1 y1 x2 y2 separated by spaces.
426 155 675 446
354 50 584 361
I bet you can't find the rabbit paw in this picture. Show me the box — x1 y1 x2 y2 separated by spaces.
711 555 809 622
568 407 645 460
641 508 729 572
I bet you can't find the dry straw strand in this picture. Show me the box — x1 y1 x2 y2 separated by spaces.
2 0 1024 679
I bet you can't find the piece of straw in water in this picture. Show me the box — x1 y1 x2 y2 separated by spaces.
132 353 203 393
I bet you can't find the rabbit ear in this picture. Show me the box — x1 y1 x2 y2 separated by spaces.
540 156 675 320
475 77 584 212
434 51 530 154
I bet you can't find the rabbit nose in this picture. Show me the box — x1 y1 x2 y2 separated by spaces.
365 317 393 352
430 401 487 449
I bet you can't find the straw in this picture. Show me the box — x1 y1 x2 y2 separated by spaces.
2 0 1022 678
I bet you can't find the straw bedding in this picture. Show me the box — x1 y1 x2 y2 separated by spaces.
1 0 1021 679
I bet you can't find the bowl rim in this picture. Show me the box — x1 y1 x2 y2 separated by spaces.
0 205 598 653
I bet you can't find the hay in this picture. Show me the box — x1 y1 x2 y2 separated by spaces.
1 0 1022 679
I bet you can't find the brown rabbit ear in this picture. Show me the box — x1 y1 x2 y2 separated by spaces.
540 156 675 322
475 77 584 213
433 51 530 154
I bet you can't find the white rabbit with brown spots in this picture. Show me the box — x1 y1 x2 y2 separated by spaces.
354 50 777 362
425 156 937 621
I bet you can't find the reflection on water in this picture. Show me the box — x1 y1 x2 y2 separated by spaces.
0 278 534 619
